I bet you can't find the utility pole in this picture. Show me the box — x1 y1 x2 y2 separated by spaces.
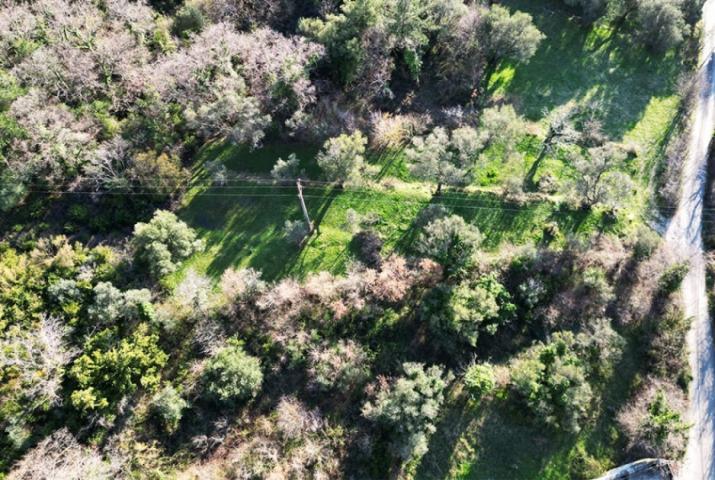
296 178 314 233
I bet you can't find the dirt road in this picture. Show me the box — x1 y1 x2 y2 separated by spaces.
666 2 715 478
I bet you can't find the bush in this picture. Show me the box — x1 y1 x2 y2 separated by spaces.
350 230 383 268
307 340 370 393
172 4 205 38
633 226 661 260
618 380 688 459
363 362 453 462
87 282 152 325
70 324 167 413
417 215 482 277
151 385 188 433
463 363 496 401
425 274 514 348
579 267 615 309
132 210 204 277
219 267 266 302
284 219 311 245
649 306 690 386
204 339 263 406
658 262 689 294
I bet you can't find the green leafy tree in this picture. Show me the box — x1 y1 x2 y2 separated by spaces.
417 214 482 277
425 274 515 348
510 324 623 433
300 0 456 87
463 363 496 401
203 339 263 406
70 324 167 413
132 210 204 277
316 130 367 186
299 0 383 86
363 362 453 461
511 332 593 433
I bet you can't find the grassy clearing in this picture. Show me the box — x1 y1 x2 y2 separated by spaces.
496 0 685 186
172 177 602 285
171 138 606 286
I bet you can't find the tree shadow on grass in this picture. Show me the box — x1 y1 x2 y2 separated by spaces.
180 185 342 281
415 392 572 480
499 0 682 140
396 190 599 254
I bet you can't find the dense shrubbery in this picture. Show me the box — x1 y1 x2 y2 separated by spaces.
363 362 453 461
69 324 167 413
424 274 514 348
132 210 203 277
510 321 624 433
463 363 496 401
203 339 263 406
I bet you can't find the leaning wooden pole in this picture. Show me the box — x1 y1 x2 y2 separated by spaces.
296 178 314 233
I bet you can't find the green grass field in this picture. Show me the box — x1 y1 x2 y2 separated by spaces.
173 178 602 285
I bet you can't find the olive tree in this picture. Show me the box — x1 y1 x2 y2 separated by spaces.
562 143 634 209
362 362 453 461
406 126 483 194
131 210 204 277
635 0 689 52
417 214 482 277
483 5 544 78
316 130 367 186
479 104 526 156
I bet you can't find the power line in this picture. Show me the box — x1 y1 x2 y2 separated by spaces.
20 188 547 214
